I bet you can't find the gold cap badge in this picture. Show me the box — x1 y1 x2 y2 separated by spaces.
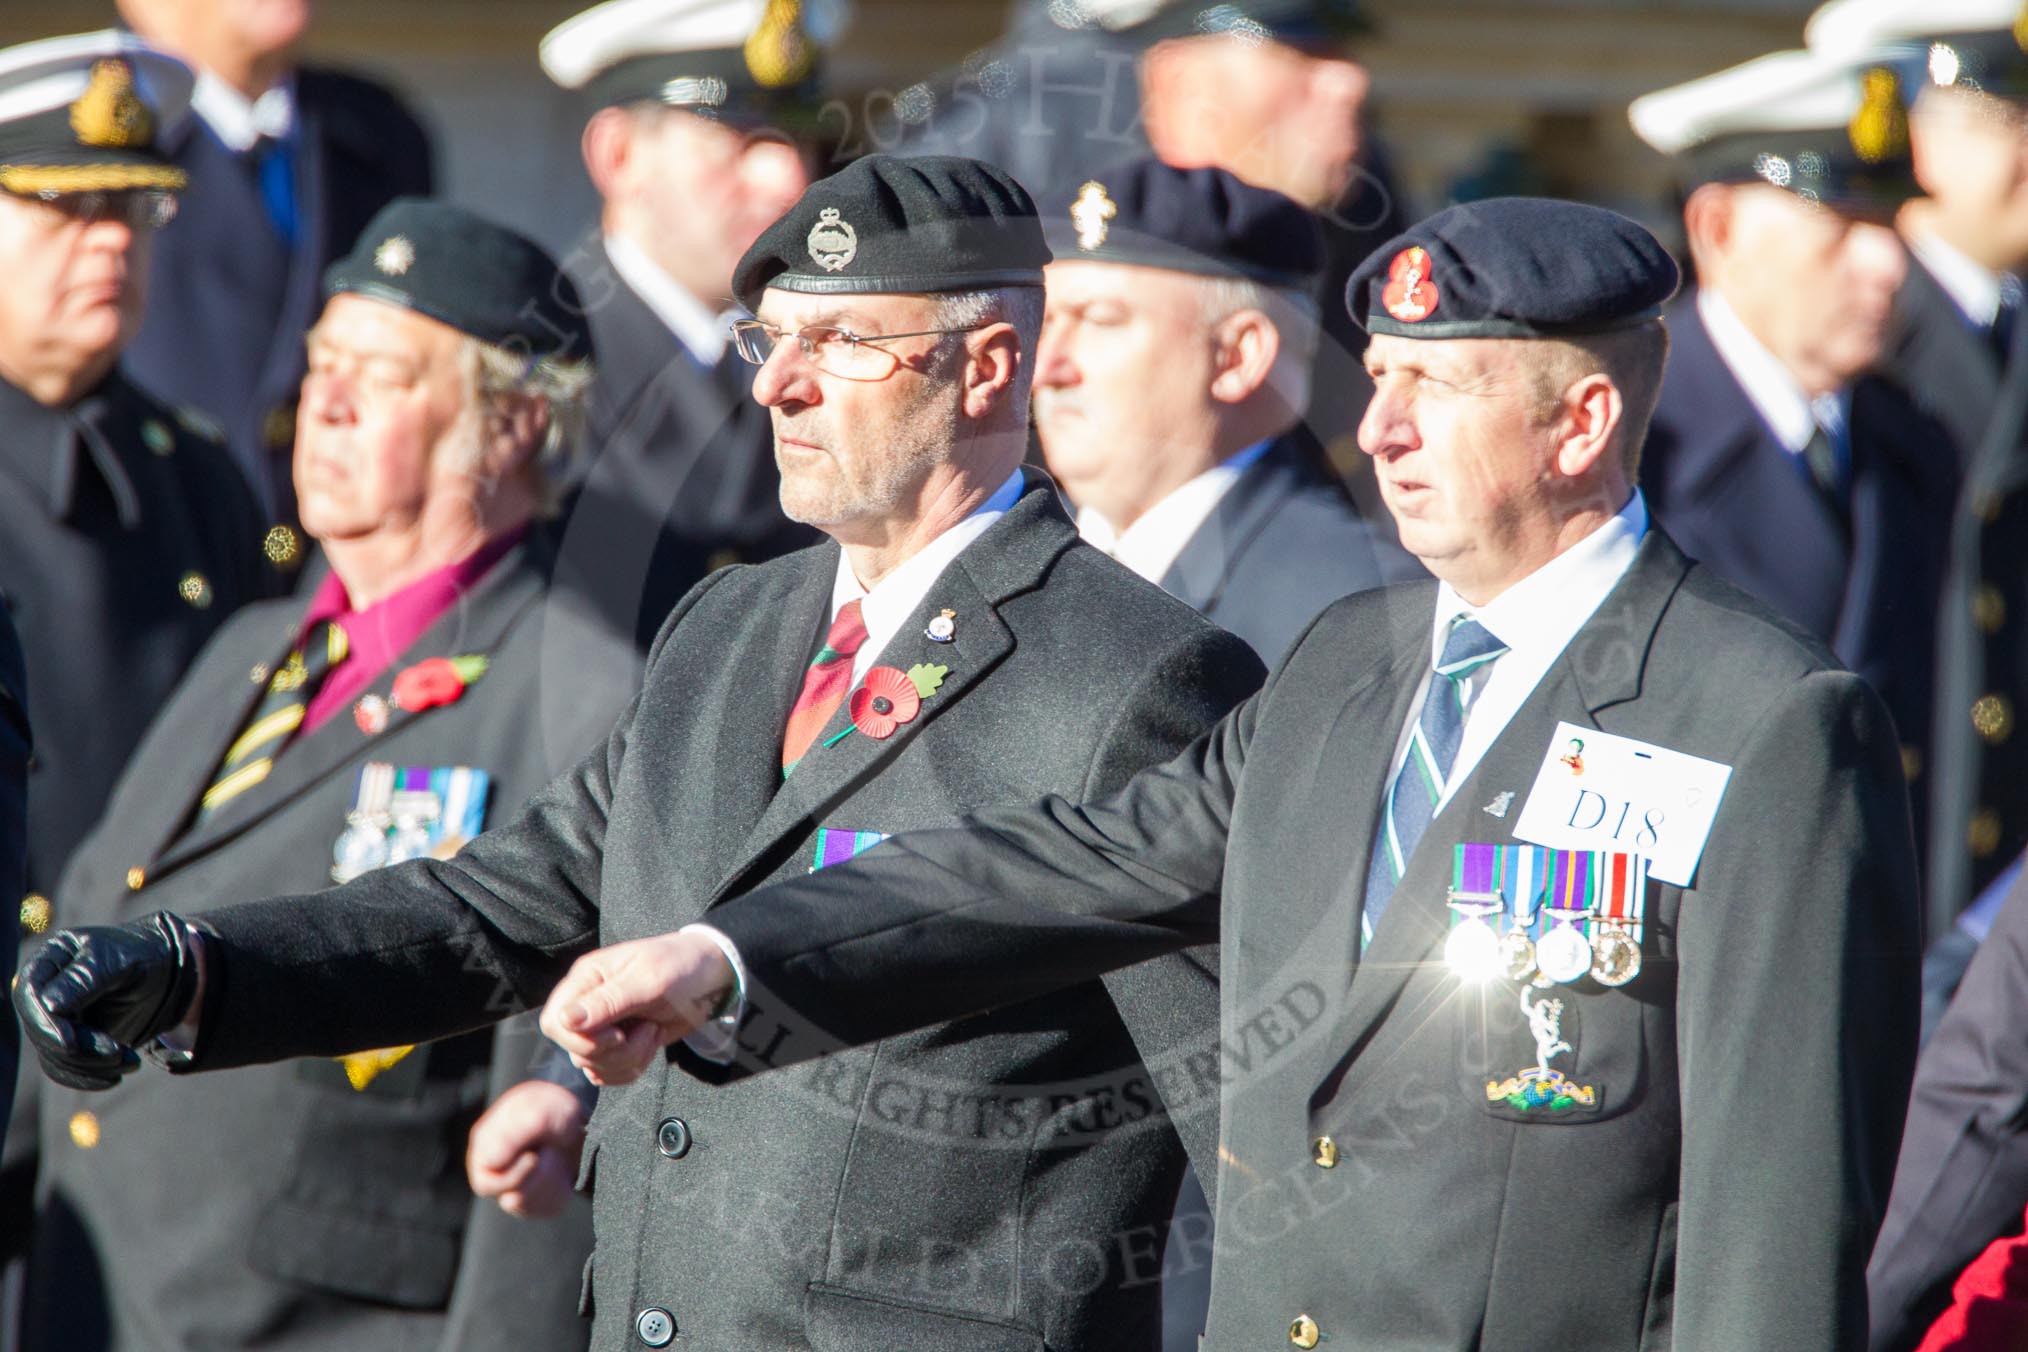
1849 68 1909 165
2014 0 2028 53
1071 181 1116 250
746 0 817 89
69 59 152 149
374 235 415 276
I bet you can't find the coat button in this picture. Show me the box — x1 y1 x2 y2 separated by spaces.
125 866 146 891
656 1117 691 1159
69 1111 101 1150
1291 1314 1321 1348
263 524 302 567
1971 808 2004 859
19 893 49 934
635 1307 675 1346
1311 1136 1338 1169
177 571 213 609
1901 745 1923 781
1975 583 2007 634
1973 693 2014 745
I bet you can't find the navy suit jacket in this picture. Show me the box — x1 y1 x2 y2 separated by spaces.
1643 295 1957 808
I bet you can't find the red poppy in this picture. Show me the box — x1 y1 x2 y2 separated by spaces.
849 666 922 739
393 657 468 712
354 694 390 735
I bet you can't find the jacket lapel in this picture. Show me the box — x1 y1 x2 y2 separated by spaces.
150 545 546 876
706 476 1077 905
1318 532 1692 1087
1159 437 1303 614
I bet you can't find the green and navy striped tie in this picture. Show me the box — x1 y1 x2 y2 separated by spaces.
1362 615 1508 948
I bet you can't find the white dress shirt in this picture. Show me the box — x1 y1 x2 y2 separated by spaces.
604 231 733 367
1076 439 1272 584
1697 288 1838 457
681 468 1025 1062
190 70 295 153
1908 228 2006 330
1384 491 1649 813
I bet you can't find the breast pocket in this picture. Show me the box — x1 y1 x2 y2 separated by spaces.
1455 977 1648 1125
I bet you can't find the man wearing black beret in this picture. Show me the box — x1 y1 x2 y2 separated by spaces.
17 155 1264 1352
1037 158 1410 666
15 198 639 1352
489 195 1914 1349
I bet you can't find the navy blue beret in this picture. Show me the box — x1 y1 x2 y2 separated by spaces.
1346 197 1680 340
324 199 593 362
1041 159 1324 289
733 154 1052 312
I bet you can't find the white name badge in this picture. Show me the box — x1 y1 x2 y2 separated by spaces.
1511 722 1732 886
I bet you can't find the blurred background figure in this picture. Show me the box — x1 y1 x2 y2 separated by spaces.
1808 0 2028 1015
536 0 832 664
0 615 24 1138
22 199 634 1352
0 28 274 1306
1631 46 1957 868
1036 157 1402 662
116 0 434 524
900 0 1404 543
1032 155 1399 1352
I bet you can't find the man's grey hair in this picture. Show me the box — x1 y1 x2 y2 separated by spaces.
930 285 1047 415
459 338 596 515
1198 274 1319 414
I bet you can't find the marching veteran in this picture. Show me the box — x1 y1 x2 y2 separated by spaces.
1034 156 1405 663
16 200 634 1352
15 155 1263 1352
519 200 1918 1349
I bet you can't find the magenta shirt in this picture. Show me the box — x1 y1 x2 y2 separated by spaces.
297 530 522 735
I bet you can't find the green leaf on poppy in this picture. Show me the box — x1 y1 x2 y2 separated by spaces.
907 663 949 698
448 655 491 684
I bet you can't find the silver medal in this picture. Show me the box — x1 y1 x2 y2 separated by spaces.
1536 917 1593 985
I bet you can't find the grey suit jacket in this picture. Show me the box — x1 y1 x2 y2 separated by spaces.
1159 435 1414 665
26 539 635 1352
680 528 1922 1351
180 477 1264 1352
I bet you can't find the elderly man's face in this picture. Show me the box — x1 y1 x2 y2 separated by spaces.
620 109 810 296
749 288 969 531
1035 260 1226 522
1359 333 1563 584
1702 184 1906 393
0 191 154 387
117 0 311 61
295 294 476 545
1911 87 2028 271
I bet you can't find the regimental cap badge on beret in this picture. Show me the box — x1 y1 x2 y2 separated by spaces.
1071 181 1117 250
1382 245 1439 323
2015 0 2028 52
806 205 857 271
69 58 151 148
374 234 416 276
1849 66 1909 163
745 0 818 89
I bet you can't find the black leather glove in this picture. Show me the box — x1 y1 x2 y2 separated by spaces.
13 912 205 1091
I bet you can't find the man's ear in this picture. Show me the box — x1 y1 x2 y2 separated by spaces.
1680 182 1734 276
482 393 550 479
960 323 1022 419
582 108 634 200
1208 309 1281 405
1552 372 1623 481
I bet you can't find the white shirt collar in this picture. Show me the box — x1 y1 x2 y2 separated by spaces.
1076 438 1272 585
1696 287 1820 455
1908 228 2006 330
1431 490 1649 677
190 70 294 153
603 231 732 366
826 469 1026 681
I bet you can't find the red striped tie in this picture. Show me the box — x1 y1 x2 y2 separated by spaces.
781 599 868 776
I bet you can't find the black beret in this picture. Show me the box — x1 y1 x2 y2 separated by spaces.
323 199 593 363
733 154 1052 312
1041 158 1324 289
1346 197 1680 341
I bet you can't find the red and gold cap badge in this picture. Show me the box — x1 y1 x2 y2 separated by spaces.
1382 246 1439 323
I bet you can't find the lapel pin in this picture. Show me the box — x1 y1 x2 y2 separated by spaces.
1483 791 1514 819
353 694 391 735
1558 737 1585 775
925 608 957 643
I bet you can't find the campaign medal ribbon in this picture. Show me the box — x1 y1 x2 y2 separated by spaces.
1535 847 1596 984
1444 842 1504 982
1588 850 1646 987
1498 843 1545 983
